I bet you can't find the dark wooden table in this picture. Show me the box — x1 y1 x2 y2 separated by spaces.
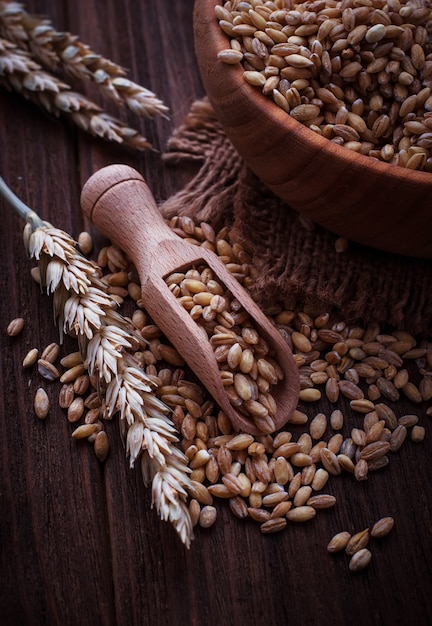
1 1 431 625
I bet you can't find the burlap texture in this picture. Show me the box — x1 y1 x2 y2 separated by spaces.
161 98 432 337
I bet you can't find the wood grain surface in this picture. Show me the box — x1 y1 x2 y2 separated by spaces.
0 2 431 626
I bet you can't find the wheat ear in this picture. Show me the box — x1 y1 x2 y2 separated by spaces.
1 175 194 547
0 37 151 150
0 1 169 119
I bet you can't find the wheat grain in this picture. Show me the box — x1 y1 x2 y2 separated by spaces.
320 448 341 475
293 485 313 507
371 516 395 539
37 358 60 381
354 459 369 481
359 441 391 462
93 430 109 461
327 531 351 553
60 364 86 384
199 505 217 528
58 383 74 409
346 528 370 556
188 499 201 527
71 423 98 439
368 456 389 472
260 517 287 533
309 412 327 440
287 506 316 522
67 397 84 423
77 231 93 256
411 425 426 442
41 342 60 364
337 454 355 473
22 347 38 368
307 494 336 509
349 548 372 572
389 424 408 452
34 387 50 419
6 316 24 336
398 414 419 428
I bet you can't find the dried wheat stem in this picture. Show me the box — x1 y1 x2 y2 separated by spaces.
0 37 151 150
0 1 169 118
0 174 44 228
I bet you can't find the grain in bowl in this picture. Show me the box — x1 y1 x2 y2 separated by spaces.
215 0 432 171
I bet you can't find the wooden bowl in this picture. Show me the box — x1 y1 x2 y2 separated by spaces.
193 0 432 259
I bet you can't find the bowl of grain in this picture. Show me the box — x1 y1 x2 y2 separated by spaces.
193 0 432 258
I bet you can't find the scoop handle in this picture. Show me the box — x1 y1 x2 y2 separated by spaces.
81 164 182 274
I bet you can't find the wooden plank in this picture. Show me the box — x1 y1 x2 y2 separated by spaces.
0 2 431 625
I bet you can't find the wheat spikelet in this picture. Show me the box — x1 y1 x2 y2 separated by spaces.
0 37 151 149
19 217 194 546
142 448 194 547
0 1 169 118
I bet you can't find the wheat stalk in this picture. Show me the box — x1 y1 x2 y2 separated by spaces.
1 175 194 547
0 1 169 119
0 37 152 150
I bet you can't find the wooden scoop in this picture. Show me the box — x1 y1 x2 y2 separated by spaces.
80 164 300 435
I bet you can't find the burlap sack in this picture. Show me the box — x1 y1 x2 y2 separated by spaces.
161 98 432 337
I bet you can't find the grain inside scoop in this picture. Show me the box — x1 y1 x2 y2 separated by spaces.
80 164 300 434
